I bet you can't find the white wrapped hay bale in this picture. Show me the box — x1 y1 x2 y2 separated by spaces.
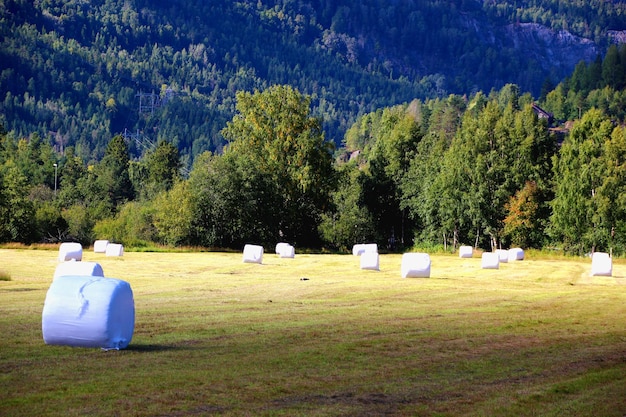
481 252 500 269
401 253 431 278
53 261 104 281
459 245 473 258
352 243 377 256
508 248 525 261
105 243 124 257
58 242 83 262
93 240 109 253
496 249 509 263
591 252 612 277
42 275 135 350
275 242 290 255
278 244 295 259
352 244 365 256
243 244 263 264
360 251 379 271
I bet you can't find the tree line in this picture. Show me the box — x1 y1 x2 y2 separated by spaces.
3 68 626 254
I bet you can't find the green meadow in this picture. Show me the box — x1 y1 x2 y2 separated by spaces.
1 249 625 416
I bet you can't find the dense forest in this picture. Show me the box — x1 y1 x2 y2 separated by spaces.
2 1 626 254
2 0 625 164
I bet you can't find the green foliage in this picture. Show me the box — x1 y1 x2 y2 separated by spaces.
550 108 616 254
221 85 335 247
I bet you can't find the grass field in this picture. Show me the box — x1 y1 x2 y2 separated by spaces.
1 248 626 416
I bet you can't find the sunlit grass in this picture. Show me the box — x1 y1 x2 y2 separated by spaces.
1 248 625 416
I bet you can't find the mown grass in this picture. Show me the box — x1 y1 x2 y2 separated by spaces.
1 249 625 416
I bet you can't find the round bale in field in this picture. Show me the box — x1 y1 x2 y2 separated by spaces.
360 251 380 271
105 243 124 257
459 245 473 258
42 275 135 350
352 243 377 256
93 239 109 253
591 252 612 277
278 244 295 259
53 261 104 280
401 252 431 278
496 249 509 263
481 252 500 269
58 242 83 262
508 247 525 261
243 244 263 264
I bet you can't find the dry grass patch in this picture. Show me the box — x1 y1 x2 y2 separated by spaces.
1 249 625 416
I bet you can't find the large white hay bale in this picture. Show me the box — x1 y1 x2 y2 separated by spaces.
278 244 295 259
243 244 263 264
459 245 473 258
352 243 377 256
496 249 509 263
508 247 525 261
360 251 379 271
105 243 124 257
591 252 612 277
275 242 291 255
53 261 104 280
401 253 431 278
93 240 109 253
481 252 500 269
58 242 83 262
42 275 135 350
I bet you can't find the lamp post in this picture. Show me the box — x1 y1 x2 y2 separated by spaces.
53 163 58 197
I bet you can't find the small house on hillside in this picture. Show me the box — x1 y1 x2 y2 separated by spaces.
531 103 554 125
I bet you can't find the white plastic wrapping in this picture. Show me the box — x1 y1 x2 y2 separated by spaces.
105 243 124 257
401 253 431 278
591 252 612 277
42 275 135 350
360 251 380 271
459 245 473 258
508 248 525 261
481 252 500 269
58 242 83 262
53 261 104 280
278 244 295 259
352 243 377 256
93 240 109 253
243 244 263 264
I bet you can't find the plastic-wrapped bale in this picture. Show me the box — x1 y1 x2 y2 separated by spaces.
360 251 379 271
508 248 525 261
496 249 509 263
93 240 109 253
243 244 263 264
591 252 612 277
105 243 124 257
58 242 83 262
352 243 377 256
278 244 295 259
42 275 135 350
481 252 500 269
459 245 473 258
352 244 365 256
401 253 431 278
53 261 104 281
275 242 290 255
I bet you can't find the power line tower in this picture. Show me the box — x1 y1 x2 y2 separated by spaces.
136 90 161 114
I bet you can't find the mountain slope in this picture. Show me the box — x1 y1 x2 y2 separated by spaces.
0 0 623 164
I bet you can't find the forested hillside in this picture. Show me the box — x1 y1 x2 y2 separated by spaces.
2 0 625 165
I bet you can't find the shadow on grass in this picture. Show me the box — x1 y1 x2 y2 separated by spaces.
126 344 191 352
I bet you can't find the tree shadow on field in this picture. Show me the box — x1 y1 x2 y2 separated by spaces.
126 343 198 352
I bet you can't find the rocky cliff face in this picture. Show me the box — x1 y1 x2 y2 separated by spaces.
502 23 599 73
